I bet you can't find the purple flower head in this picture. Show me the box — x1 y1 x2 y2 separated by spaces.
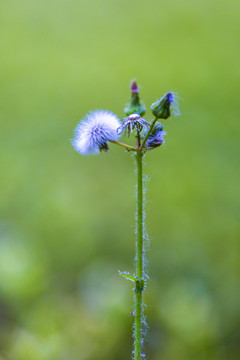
72 110 121 155
166 92 174 103
119 113 150 136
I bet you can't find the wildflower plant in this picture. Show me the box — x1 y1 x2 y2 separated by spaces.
72 80 179 360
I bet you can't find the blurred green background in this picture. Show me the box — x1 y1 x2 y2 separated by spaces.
0 0 240 359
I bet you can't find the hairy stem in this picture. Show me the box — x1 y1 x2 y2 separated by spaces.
134 150 144 360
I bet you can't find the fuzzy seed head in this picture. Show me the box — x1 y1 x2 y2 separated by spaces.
72 110 121 155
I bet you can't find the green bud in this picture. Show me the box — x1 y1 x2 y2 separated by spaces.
150 92 174 119
124 80 146 116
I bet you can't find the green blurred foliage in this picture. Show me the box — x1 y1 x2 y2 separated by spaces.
0 0 240 359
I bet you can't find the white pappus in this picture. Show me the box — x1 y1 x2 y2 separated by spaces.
72 110 121 155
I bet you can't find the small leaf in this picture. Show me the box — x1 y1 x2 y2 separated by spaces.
118 271 138 282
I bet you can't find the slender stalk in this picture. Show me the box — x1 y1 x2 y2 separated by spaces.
140 116 158 151
134 150 144 360
110 140 137 151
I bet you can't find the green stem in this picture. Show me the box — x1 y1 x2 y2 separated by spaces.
134 150 144 360
110 140 137 151
140 117 158 151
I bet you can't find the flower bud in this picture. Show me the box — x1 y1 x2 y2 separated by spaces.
124 80 146 116
145 123 166 150
151 92 178 119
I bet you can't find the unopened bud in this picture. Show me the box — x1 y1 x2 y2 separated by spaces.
146 123 166 150
124 80 146 116
131 80 138 93
151 92 177 119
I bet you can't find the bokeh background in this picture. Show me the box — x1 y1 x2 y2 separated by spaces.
1 0 240 359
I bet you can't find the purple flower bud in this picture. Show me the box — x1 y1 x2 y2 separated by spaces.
146 123 166 150
131 80 138 93
124 80 146 116
151 92 179 120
